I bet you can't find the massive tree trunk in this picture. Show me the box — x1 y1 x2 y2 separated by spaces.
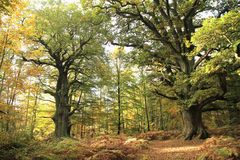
53 70 71 137
182 106 209 140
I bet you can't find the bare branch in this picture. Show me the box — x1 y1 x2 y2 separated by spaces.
44 89 56 97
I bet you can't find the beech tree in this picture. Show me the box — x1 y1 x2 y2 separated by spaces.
22 2 108 137
96 0 240 139
191 10 240 125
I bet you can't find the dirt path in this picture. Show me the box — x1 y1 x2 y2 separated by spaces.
137 139 205 160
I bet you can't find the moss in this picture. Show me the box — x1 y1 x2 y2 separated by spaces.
215 147 236 158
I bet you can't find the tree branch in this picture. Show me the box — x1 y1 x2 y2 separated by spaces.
217 6 230 18
35 37 54 56
202 107 239 112
68 79 84 88
185 0 201 18
110 41 143 48
22 56 56 67
63 35 93 69
44 89 56 97
199 73 227 108
155 89 178 100
69 92 83 117
194 49 213 69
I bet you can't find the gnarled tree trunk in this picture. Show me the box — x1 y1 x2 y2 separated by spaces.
53 105 71 137
53 70 71 137
182 106 209 140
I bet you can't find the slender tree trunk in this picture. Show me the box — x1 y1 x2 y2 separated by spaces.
80 104 84 138
159 98 164 130
91 102 94 138
143 79 150 131
0 34 8 71
105 105 109 134
5 63 23 132
80 123 84 138
182 106 209 140
105 98 109 134
53 70 71 137
136 107 140 133
116 58 121 135
0 71 6 98
9 63 23 106
25 88 31 127
30 91 39 138
144 94 150 131
121 107 125 133
83 125 86 138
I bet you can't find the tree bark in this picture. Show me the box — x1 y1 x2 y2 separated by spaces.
144 93 150 131
116 58 121 135
30 91 39 138
53 70 71 137
142 68 150 131
25 88 31 127
159 98 164 130
182 106 209 140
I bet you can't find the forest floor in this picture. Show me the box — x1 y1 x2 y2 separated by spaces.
134 126 240 160
136 139 204 160
0 126 240 160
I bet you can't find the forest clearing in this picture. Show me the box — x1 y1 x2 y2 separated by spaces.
0 0 240 159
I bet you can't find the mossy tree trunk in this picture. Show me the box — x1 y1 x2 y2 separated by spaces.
182 106 209 140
